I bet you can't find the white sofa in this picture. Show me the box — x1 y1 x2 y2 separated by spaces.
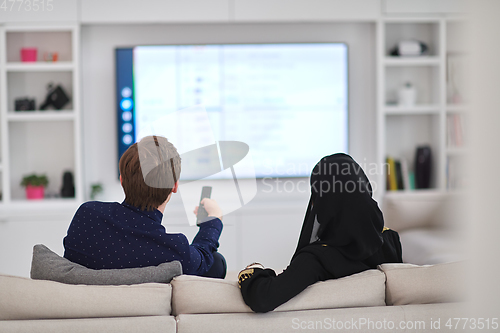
382 191 467 265
0 261 466 333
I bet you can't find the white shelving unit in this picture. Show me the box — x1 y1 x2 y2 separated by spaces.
383 56 440 66
376 17 469 199
5 62 75 71
0 25 83 212
384 104 440 115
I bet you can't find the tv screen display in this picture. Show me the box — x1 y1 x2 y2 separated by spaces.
116 43 348 179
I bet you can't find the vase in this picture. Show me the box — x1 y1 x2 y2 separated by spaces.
26 185 44 200
398 82 417 107
20 48 37 62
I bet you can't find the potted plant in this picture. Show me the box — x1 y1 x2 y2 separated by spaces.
21 174 49 200
90 183 103 200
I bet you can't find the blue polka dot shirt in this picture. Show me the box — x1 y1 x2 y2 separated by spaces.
63 201 223 276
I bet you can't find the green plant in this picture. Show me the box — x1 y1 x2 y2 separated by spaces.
20 174 49 187
90 183 103 200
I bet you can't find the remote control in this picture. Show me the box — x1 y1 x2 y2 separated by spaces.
196 186 212 225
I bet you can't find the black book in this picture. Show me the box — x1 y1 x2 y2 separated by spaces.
395 160 404 190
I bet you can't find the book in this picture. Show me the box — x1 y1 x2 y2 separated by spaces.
400 158 410 191
408 172 416 190
395 160 404 190
386 157 398 191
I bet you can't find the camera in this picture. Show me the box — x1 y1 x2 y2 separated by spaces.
14 98 36 111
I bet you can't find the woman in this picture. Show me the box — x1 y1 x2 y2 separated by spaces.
238 153 403 313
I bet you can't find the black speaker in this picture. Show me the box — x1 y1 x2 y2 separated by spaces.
61 171 75 198
40 84 70 110
415 145 432 189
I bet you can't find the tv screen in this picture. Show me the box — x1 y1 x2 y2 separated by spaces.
116 43 348 179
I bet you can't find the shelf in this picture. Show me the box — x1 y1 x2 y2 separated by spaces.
384 189 445 199
0 199 81 218
5 26 76 32
5 62 74 72
384 104 440 115
384 56 440 66
0 25 82 216
378 18 467 196
8 198 80 207
385 66 440 105
383 17 442 24
7 110 75 122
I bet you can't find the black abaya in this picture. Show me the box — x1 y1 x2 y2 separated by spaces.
239 154 403 313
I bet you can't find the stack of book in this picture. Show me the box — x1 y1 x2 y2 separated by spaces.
386 157 415 191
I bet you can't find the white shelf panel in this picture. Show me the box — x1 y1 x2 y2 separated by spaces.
384 56 440 66
384 189 445 199
1 199 82 217
383 17 443 24
4 26 78 32
8 198 79 206
384 104 440 115
7 110 75 122
6 62 74 72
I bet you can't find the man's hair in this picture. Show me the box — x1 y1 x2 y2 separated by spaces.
119 136 181 211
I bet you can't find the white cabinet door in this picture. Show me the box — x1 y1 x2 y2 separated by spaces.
80 0 230 24
384 0 466 15
234 0 381 22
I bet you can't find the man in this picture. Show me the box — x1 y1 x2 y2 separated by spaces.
63 135 226 278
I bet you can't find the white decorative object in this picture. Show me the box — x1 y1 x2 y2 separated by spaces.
398 82 417 106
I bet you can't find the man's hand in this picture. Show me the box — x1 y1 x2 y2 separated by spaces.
193 198 223 221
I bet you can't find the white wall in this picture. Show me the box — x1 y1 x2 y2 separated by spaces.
468 0 500 319
81 21 377 199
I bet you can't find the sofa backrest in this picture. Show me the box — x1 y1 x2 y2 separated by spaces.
0 274 173 320
0 262 466 321
378 261 466 306
171 269 386 315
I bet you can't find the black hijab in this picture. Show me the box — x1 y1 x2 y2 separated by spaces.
293 153 385 262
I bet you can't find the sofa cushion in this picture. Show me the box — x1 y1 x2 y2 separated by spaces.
31 244 182 285
0 316 177 333
175 303 465 333
0 274 172 320
379 261 465 306
382 191 448 231
171 269 386 315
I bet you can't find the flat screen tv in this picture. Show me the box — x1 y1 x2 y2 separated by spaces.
116 43 348 179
